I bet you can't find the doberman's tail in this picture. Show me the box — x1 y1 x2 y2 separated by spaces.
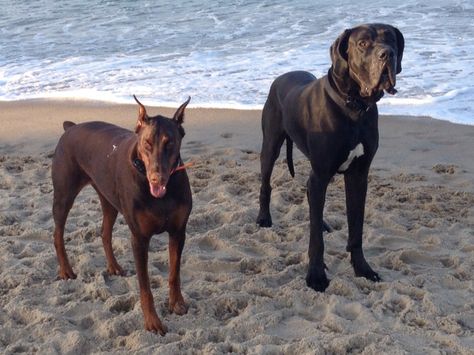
286 135 295 178
63 121 76 131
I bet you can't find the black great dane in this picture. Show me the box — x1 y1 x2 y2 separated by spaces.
257 24 404 291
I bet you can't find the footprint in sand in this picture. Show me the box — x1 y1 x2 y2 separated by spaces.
239 258 262 275
196 235 224 252
334 302 363 321
378 289 411 315
432 163 458 174
187 210 227 234
213 296 248 321
105 295 137 314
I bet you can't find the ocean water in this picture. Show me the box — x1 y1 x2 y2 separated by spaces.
1 0 473 125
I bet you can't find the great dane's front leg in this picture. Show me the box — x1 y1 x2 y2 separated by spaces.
131 233 167 335
306 171 331 292
168 232 188 315
344 168 381 282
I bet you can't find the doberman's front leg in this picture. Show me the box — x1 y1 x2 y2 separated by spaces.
131 233 167 335
306 171 331 292
168 232 188 315
344 168 381 282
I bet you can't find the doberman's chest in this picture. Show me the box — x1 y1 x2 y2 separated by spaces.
133 207 169 236
126 190 191 236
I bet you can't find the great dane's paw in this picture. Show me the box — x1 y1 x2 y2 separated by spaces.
306 270 330 292
356 268 382 282
352 259 381 282
256 213 272 228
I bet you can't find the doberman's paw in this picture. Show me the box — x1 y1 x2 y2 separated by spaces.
144 314 167 336
306 270 330 292
169 300 189 315
107 264 126 276
58 268 77 280
256 213 272 228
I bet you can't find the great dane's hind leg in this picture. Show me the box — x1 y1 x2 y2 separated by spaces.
257 99 285 227
305 171 332 291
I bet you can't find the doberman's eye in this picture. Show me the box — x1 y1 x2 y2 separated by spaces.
166 141 174 150
144 140 152 151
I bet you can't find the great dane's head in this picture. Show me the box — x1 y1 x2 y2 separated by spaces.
330 23 404 101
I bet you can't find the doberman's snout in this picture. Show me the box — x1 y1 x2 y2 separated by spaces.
149 172 164 185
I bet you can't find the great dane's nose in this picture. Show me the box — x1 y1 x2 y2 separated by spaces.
378 47 394 61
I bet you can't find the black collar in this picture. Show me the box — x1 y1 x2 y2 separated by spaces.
326 70 381 121
132 156 182 176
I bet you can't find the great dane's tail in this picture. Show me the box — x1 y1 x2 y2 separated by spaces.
286 135 295 177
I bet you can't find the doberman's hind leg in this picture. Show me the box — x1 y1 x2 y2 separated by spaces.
257 99 286 227
96 189 125 276
52 163 88 280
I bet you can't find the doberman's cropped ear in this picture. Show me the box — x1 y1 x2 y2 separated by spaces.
173 96 191 125
133 95 148 133
330 29 352 78
392 26 404 74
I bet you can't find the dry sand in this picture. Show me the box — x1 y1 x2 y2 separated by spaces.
0 99 473 354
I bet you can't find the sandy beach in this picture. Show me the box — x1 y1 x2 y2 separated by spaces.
0 99 473 354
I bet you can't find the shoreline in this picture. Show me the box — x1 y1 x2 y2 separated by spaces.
1 99 473 192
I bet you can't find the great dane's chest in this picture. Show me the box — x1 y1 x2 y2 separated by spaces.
337 143 365 172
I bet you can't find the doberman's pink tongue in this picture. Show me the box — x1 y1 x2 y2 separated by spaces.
149 183 166 198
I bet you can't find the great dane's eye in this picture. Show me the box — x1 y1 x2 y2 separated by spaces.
358 40 369 48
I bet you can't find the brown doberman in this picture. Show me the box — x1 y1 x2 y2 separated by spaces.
257 24 404 292
51 96 192 335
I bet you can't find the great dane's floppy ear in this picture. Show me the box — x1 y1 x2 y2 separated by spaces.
392 26 405 74
330 29 352 78
133 95 148 133
173 96 191 125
